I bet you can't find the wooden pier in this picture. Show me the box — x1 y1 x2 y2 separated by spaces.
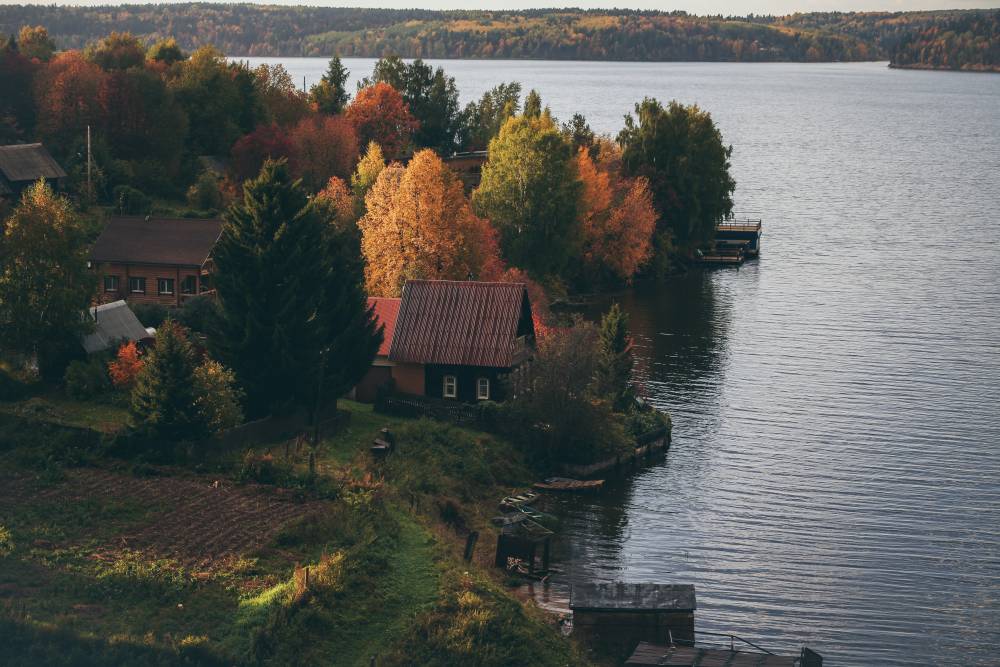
697 218 763 266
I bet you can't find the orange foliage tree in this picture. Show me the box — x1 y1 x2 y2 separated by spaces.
288 114 359 192
316 175 357 229
107 340 144 389
575 143 657 283
33 51 107 148
345 82 418 160
358 149 501 297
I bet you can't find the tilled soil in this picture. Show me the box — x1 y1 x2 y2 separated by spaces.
0 467 325 570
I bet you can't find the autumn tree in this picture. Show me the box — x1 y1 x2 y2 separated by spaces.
148 38 186 65
230 124 293 182
211 160 379 418
310 55 350 114
0 41 37 141
108 340 144 389
350 141 385 216
472 114 581 278
345 82 418 160
575 144 656 284
0 181 94 377
317 176 356 229
288 114 359 192
18 25 55 61
365 56 461 154
358 149 501 297
253 63 310 127
618 98 735 258
85 32 146 71
34 51 107 150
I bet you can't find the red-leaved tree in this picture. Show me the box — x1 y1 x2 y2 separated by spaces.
345 82 418 160
288 114 359 192
230 124 294 182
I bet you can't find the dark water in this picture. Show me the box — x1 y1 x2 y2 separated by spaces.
257 58 1000 665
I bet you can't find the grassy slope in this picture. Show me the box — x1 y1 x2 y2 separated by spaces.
0 397 586 666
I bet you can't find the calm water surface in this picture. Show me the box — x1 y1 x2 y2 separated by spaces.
253 58 1000 665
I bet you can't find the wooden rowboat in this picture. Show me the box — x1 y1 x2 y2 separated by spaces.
532 477 605 493
499 492 540 511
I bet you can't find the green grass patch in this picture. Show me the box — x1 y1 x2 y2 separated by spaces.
0 392 130 434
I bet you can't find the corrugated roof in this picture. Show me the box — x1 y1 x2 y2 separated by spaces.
367 297 400 357
571 583 697 612
90 216 224 268
0 143 67 182
80 300 151 354
388 279 532 368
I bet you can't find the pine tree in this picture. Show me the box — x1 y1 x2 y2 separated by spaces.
310 56 350 114
596 303 635 412
211 159 379 418
130 320 203 442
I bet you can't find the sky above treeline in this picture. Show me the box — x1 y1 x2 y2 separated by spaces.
0 0 996 15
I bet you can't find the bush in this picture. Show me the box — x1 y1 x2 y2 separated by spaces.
111 185 152 215
131 302 168 329
0 369 33 401
186 171 225 211
64 357 111 399
175 295 219 334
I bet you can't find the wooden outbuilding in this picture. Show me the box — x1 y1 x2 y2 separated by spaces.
89 216 223 307
0 143 66 199
571 583 696 657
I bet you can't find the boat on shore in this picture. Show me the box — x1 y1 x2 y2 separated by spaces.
533 477 605 493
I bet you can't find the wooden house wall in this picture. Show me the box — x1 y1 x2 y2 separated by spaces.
424 364 509 402
93 262 204 307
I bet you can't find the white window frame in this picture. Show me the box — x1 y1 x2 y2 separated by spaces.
443 375 457 399
129 277 146 294
104 275 119 293
477 377 490 400
157 278 175 296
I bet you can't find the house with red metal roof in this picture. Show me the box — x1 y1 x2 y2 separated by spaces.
356 280 536 403
89 216 224 307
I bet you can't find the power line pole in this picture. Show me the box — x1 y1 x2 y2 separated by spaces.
86 124 92 203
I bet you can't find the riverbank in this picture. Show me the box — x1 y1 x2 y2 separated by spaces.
0 396 593 666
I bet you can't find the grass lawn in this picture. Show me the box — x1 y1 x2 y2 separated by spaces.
0 391 130 434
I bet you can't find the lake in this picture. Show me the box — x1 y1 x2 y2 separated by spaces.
246 57 1000 665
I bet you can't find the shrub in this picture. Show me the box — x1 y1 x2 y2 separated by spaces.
175 294 219 334
64 356 111 399
193 359 244 434
0 525 13 557
186 171 225 211
108 341 143 389
131 302 168 329
111 185 152 215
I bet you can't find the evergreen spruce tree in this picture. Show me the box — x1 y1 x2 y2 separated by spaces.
310 56 350 114
596 303 635 412
211 159 379 418
130 320 203 442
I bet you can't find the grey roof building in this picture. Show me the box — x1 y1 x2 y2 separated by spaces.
80 300 151 354
0 143 67 197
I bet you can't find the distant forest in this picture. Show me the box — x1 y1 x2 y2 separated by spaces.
0 5 997 71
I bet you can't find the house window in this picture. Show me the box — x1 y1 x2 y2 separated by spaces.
103 275 119 293
158 278 175 295
477 378 490 401
129 277 146 294
443 375 457 399
181 275 197 295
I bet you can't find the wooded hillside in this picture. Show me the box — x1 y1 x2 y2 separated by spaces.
0 5 996 71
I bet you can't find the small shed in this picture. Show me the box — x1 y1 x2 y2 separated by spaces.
571 583 696 657
80 300 151 354
0 143 66 198
494 515 552 576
